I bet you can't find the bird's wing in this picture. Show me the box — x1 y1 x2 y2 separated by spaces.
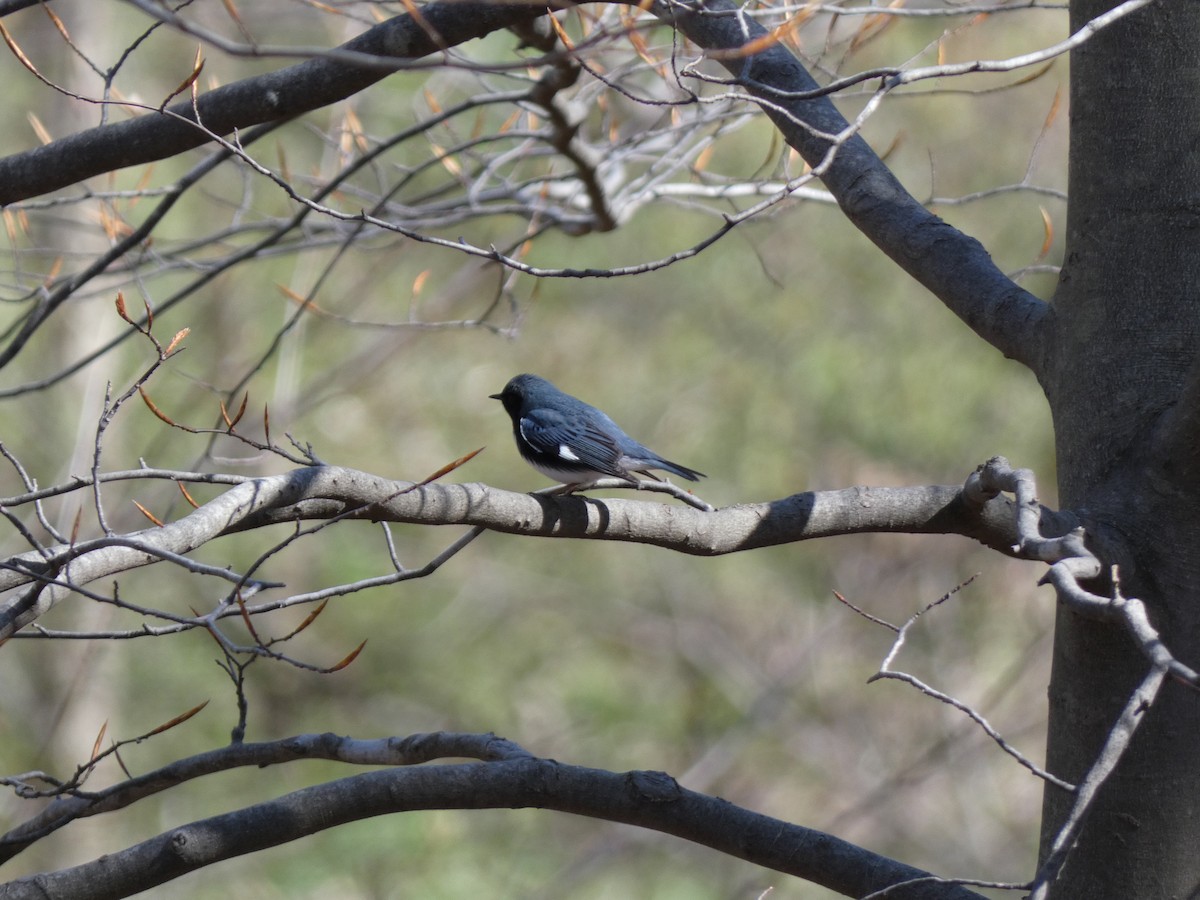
519 407 626 476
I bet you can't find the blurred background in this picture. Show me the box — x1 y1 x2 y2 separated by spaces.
0 1 1062 896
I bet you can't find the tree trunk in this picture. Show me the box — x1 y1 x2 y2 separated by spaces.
1039 0 1200 892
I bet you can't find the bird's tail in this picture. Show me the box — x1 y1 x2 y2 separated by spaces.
654 458 705 482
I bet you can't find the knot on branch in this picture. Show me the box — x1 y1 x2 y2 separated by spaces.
964 457 1199 686
626 770 683 802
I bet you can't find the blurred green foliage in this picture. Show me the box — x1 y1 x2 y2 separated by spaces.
0 2 1065 897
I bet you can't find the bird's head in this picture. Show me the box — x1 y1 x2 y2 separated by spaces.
489 373 550 417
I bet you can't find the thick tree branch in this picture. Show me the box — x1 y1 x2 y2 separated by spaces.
0 2 549 205
0 0 40 17
1 0 1062 371
0 464 1073 639
235 469 1069 555
0 732 533 861
0 732 985 900
642 0 1050 368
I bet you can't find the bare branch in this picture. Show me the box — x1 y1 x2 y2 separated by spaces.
886 0 1154 88
0 0 1075 379
0 731 534 859
0 121 280 373
0 732 986 900
0 2 551 205
1028 663 1168 898
0 462 1067 639
968 457 1200 685
850 578 1072 790
640 0 1051 368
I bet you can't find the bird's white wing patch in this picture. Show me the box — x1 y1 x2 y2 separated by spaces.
520 419 581 462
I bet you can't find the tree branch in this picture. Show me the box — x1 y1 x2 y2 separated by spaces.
641 0 1050 368
0 2 549 205
0 463 1074 639
0 732 533 860
0 0 1065 372
1028 663 1168 898
0 0 42 17
0 732 986 900
970 457 1200 685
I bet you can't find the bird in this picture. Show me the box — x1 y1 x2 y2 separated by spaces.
490 373 705 489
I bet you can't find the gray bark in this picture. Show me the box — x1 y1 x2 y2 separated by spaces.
1036 0 1200 893
1 0 1197 895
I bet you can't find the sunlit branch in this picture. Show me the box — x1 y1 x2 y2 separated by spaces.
0 462 1067 640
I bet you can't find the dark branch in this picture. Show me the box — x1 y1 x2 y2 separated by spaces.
642 0 1051 370
0 122 280 371
0 2 548 205
0 0 42 17
0 732 533 861
0 0 1051 373
0 733 985 900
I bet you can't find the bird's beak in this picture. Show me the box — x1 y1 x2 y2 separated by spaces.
488 392 502 400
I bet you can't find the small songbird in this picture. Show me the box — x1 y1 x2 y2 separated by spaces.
490 373 705 489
